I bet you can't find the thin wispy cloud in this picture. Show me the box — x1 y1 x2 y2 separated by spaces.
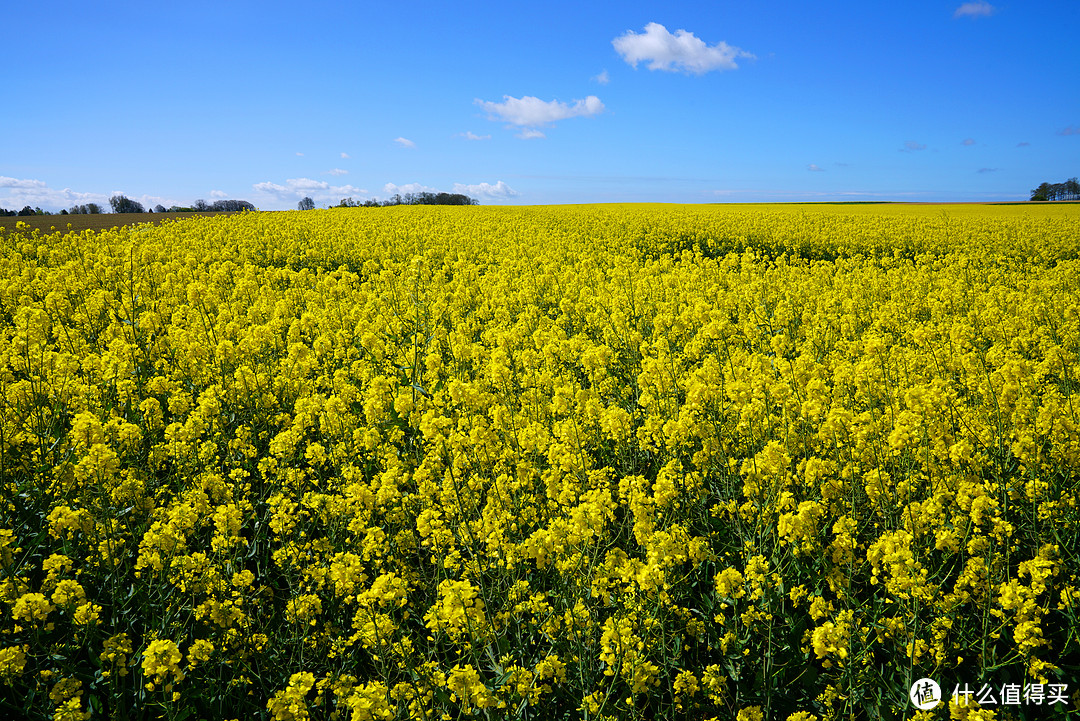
593 69 610 85
516 128 547 140
710 189 932 200
458 131 491 141
612 22 754 74
901 141 927 152
326 169 348 176
807 164 825 172
210 190 228 198
962 138 976 146
1017 141 1031 147
452 181 519 200
340 152 350 159
295 152 304 157
1059 127 1080 136
977 167 999 173
394 137 416 148
954 1 995 18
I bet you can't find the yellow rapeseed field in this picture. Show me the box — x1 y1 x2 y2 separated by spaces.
1 203 1078 720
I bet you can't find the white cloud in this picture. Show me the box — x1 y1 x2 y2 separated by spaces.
516 128 547 140
394 137 416 148
807 164 824 172
475 95 604 127
341 152 350 159
252 177 368 206
382 182 438 196
143 194 181 207
901 141 927 152
962 138 976 146
452 181 519 200
0 176 245 212
288 178 332 191
954 2 995 18
378 181 518 202
326 168 349 176
0 176 48 189
458 131 492 141
612 22 754 74
593 69 610 84
0 176 109 211
295 152 304 156
253 181 289 194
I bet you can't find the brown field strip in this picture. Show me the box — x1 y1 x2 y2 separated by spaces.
0 211 246 236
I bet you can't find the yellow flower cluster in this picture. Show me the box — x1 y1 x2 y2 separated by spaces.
1 203 1077 719
141 638 184 692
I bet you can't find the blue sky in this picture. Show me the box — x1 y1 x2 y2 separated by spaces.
2 0 1077 210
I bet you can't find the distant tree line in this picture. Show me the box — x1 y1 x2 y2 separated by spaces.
1 195 256 216
169 199 256 213
1030 178 1080 201
319 191 479 210
0 206 54 217
69 203 105 214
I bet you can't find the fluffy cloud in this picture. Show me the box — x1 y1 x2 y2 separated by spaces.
382 182 438 196
394 137 416 148
476 95 604 127
0 176 48 190
452 181 519 200
593 69 610 84
253 178 368 206
380 181 518 202
612 22 754 74
954 2 995 18
1 176 242 213
0 176 110 211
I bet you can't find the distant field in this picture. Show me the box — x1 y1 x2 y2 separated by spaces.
0 211 243 236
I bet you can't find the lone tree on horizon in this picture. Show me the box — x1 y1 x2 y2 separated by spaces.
110 194 145 213
298 196 315 211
